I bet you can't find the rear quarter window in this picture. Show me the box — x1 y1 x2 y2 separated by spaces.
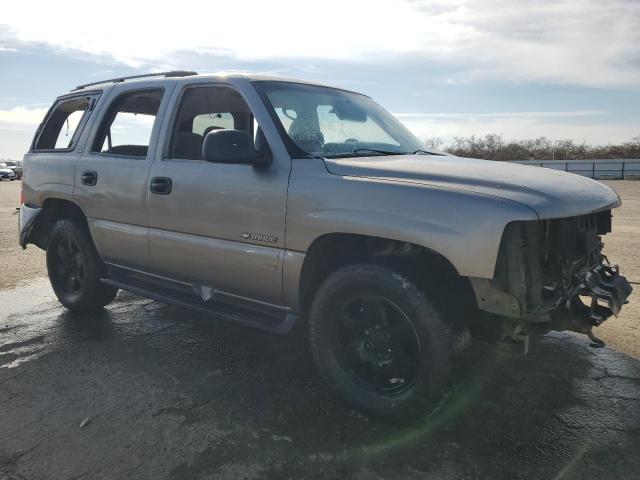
33 95 99 151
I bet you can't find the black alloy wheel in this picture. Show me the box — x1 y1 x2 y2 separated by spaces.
47 219 118 312
333 294 421 395
309 264 452 421
50 235 86 295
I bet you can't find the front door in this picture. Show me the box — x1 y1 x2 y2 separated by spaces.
74 83 174 269
146 83 290 305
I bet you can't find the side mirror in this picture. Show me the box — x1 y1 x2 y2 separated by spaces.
202 129 271 167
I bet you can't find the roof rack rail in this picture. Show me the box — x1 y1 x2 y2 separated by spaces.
73 70 198 91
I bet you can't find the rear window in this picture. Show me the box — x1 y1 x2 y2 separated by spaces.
92 89 163 158
33 95 97 151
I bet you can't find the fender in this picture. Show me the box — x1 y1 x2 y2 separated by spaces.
285 159 539 279
281 159 540 311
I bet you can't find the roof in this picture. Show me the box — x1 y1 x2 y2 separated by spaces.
70 70 351 94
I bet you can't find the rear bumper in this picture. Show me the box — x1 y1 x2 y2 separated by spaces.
18 204 42 249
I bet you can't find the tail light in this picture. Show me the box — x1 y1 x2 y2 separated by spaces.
20 185 25 205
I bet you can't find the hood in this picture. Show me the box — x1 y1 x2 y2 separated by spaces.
323 154 620 219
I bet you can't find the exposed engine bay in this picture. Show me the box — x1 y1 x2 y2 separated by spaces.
470 209 633 345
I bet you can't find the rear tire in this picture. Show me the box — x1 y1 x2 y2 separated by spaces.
308 264 452 422
46 219 118 312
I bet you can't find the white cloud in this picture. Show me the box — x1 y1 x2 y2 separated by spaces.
0 106 47 125
398 111 640 145
394 111 607 119
0 107 43 159
1 0 638 87
0 1 441 63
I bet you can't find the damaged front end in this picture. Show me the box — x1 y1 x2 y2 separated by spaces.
470 209 633 347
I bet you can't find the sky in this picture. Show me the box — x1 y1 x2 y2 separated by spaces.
1 0 639 159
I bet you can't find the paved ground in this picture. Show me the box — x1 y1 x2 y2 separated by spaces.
1 179 639 479
1 280 640 480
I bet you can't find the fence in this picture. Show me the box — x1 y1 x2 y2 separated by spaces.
512 159 640 180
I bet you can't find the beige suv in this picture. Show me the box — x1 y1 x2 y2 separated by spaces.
19 71 632 421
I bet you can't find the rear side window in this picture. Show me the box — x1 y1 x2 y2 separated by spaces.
33 95 97 151
92 89 163 157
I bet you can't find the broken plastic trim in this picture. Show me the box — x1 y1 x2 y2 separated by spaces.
550 260 632 345
579 262 631 319
18 204 42 249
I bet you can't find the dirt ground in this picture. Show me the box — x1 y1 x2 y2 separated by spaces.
594 181 640 357
0 180 45 290
1 179 638 356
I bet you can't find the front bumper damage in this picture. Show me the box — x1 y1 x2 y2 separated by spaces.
470 210 633 347
550 261 632 345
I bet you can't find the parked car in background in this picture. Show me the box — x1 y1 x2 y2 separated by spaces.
1 161 22 179
18 71 633 421
0 163 17 181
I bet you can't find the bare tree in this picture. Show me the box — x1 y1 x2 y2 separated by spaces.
443 134 640 161
424 136 444 151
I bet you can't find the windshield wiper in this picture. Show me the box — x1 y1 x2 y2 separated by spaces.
323 148 411 159
412 149 445 156
351 148 408 156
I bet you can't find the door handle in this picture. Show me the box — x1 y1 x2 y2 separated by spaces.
81 170 97 186
150 177 172 195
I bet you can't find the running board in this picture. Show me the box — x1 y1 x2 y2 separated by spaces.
101 268 298 335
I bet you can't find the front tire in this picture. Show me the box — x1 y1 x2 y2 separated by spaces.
308 264 452 422
46 219 118 312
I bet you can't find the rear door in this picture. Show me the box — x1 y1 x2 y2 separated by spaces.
146 81 290 305
74 82 175 269
24 93 101 207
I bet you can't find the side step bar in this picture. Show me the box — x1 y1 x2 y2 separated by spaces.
101 267 298 335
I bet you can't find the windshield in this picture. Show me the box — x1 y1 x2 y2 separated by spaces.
255 81 424 158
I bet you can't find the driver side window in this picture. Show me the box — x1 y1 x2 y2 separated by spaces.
168 86 259 160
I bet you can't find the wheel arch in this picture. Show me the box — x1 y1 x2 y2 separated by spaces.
28 197 90 250
297 232 474 317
